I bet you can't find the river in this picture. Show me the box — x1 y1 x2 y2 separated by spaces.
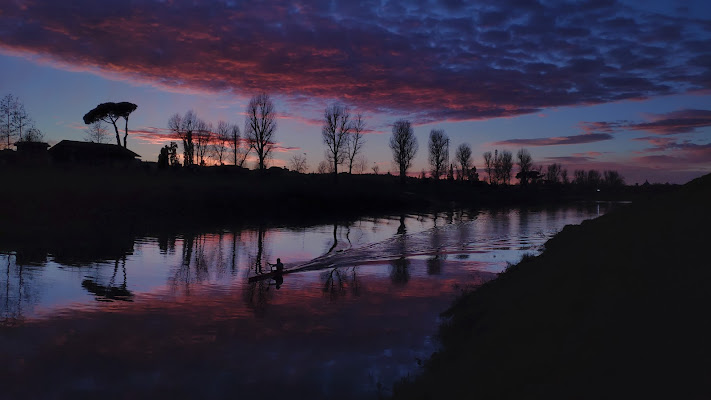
0 203 620 399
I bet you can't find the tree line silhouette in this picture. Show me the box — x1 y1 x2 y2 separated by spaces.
2 91 626 188
0 94 44 148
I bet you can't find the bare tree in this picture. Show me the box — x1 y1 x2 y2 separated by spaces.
516 148 534 186
372 163 380 175
21 127 44 143
491 150 513 184
317 159 333 174
194 119 213 166
574 169 587 185
428 129 449 180
483 151 493 184
84 121 110 143
587 169 602 186
455 143 473 181
322 103 350 179
389 119 418 184
245 93 276 171
499 150 514 184
346 113 366 174
212 121 230 165
545 163 563 184
603 170 624 187
168 111 198 166
227 123 248 167
12 101 31 142
353 155 368 174
83 102 137 148
289 153 308 173
561 168 569 184
0 94 18 149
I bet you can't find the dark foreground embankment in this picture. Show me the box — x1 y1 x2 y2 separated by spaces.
392 174 711 399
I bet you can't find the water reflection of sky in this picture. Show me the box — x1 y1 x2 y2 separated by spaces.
0 203 620 398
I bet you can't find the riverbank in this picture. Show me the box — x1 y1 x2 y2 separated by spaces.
391 173 710 399
0 166 665 237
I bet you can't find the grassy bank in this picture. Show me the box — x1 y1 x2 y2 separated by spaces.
392 173 711 399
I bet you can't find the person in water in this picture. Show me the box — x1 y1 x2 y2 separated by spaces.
271 258 284 289
271 258 284 272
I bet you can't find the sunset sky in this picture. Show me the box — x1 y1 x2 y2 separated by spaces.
1 0 709 183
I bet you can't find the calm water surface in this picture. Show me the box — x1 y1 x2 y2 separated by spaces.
0 203 618 399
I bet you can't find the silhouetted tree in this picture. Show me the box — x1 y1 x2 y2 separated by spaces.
353 155 368 174
83 102 137 148
468 165 479 182
245 93 276 171
84 121 109 143
158 146 169 168
447 163 455 181
212 121 230 165
20 127 43 143
194 119 212 166
0 94 18 149
317 159 333 174
227 123 247 166
574 169 587 185
372 163 380 174
289 153 308 173
322 103 351 179
587 169 602 187
491 150 513 184
428 129 449 180
603 170 625 187
390 119 418 184
561 168 569 184
167 142 179 166
483 151 493 184
11 100 31 142
346 113 366 174
455 143 473 181
545 163 563 184
516 148 533 186
158 142 179 168
168 110 198 166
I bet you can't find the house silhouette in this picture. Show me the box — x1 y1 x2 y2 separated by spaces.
48 140 140 167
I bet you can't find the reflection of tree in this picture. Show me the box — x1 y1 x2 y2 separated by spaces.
391 214 410 285
157 232 177 255
397 214 407 235
81 257 133 302
390 257 410 285
427 212 445 275
243 279 272 317
323 267 346 300
1 253 40 323
254 225 266 274
169 231 236 295
327 223 339 254
322 266 363 300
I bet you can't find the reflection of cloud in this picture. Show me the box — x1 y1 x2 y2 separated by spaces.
1 1 709 122
0 260 492 398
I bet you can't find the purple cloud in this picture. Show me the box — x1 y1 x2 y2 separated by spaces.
583 109 711 136
0 1 708 122
493 133 613 146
